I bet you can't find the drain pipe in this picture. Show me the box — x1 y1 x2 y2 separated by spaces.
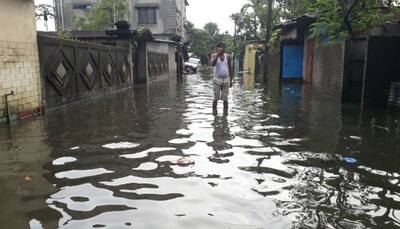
4 91 15 125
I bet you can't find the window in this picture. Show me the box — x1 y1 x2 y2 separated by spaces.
137 7 157 25
73 4 92 12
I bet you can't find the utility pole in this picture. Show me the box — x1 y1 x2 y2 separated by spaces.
233 16 238 74
54 0 65 31
181 0 184 38
233 16 237 50
53 0 58 30
128 0 131 23
60 0 65 30
113 0 116 26
263 0 273 80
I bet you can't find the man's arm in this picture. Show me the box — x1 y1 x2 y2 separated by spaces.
210 53 218 67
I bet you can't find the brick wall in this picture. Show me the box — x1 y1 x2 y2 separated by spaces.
311 42 345 100
0 0 42 122
0 41 41 121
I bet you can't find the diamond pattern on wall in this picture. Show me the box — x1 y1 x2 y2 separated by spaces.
86 63 94 78
56 62 67 80
122 63 127 74
107 64 112 75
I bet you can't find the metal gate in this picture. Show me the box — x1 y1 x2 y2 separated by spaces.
342 38 367 102
282 45 304 79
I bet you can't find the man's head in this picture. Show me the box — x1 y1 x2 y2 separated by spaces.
216 42 225 55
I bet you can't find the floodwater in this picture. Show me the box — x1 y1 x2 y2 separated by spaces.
1 71 400 229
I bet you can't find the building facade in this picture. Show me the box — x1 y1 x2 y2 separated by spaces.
54 0 99 31
0 0 42 122
54 0 188 40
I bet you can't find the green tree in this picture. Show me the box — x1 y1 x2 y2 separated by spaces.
189 29 213 57
230 0 283 58
74 0 128 30
234 0 281 40
219 32 235 54
204 22 223 51
277 0 314 21
204 22 220 37
186 20 236 59
233 0 400 49
308 0 399 42
185 21 212 57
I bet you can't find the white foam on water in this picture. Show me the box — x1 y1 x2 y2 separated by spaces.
176 129 192 136
55 168 114 179
52 157 77 165
133 162 158 171
120 147 176 159
156 155 182 162
268 114 280 118
102 142 140 149
168 138 190 144
29 219 44 229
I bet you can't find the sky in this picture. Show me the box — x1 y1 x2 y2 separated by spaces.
186 0 247 34
35 0 56 31
35 0 248 33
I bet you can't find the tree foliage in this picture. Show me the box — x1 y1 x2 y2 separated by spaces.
308 0 399 42
204 22 220 37
232 0 400 50
185 20 235 61
232 0 281 40
74 0 128 30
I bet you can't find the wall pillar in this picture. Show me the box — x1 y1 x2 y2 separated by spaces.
0 0 43 122
135 42 148 83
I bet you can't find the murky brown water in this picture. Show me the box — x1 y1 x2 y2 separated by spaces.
1 71 400 228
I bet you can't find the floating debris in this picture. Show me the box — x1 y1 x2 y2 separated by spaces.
24 175 32 182
370 118 390 132
176 158 195 167
349 136 362 140
343 157 358 165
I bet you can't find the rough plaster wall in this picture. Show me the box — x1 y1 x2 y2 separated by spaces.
0 0 42 121
163 0 177 35
268 50 281 82
168 45 177 73
146 41 176 81
311 43 345 100
147 41 169 53
131 0 165 34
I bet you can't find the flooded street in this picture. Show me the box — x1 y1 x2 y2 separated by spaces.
1 71 400 229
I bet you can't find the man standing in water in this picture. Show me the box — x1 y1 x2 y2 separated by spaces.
210 42 233 115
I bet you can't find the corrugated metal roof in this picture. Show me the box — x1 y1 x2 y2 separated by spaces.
273 15 316 32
